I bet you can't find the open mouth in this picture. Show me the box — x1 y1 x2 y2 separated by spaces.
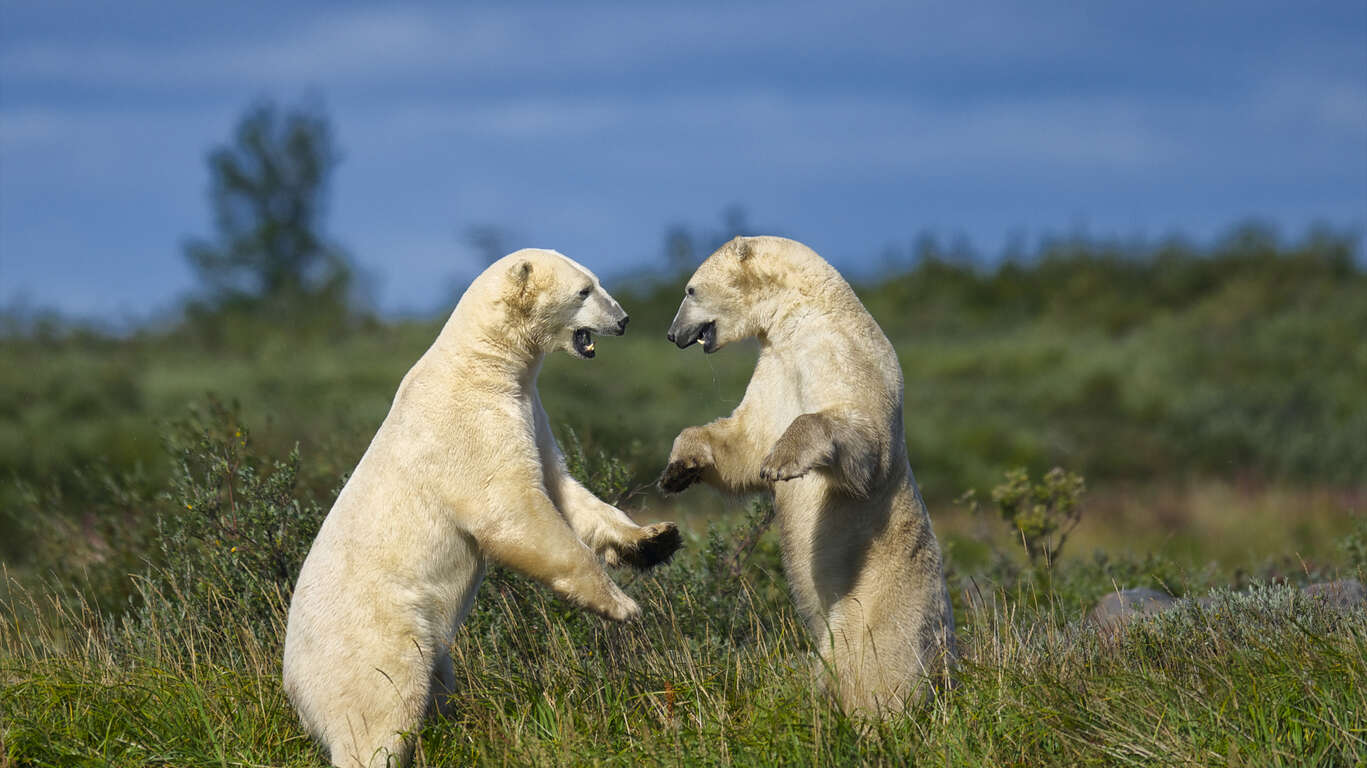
573 328 596 358
699 321 717 353
671 320 717 352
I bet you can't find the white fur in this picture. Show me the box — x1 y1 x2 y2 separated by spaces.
661 236 956 715
283 249 678 767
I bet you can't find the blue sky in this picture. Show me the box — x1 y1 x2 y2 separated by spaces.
2 0 1365 319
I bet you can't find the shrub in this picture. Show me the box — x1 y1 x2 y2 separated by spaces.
560 426 638 506
1341 510 1367 574
3 466 160 615
960 466 1086 568
139 399 327 644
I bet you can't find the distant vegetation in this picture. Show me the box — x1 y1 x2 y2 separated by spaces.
3 219 1363 579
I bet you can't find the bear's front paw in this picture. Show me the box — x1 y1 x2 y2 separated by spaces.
658 460 704 493
659 428 712 493
760 441 821 483
610 595 642 623
615 522 683 569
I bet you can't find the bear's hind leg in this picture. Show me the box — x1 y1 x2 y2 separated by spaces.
328 727 416 768
321 639 436 767
324 708 419 768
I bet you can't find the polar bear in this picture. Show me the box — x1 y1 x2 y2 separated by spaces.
658 235 955 715
283 249 682 767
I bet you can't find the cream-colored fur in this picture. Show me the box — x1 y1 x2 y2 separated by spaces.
283 249 681 767
660 236 956 716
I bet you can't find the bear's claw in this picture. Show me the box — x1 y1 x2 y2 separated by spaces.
760 432 824 483
760 463 810 482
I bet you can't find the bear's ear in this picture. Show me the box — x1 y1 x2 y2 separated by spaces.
504 260 537 318
508 260 533 283
732 237 752 262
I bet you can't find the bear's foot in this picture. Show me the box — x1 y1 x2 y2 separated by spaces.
614 522 683 569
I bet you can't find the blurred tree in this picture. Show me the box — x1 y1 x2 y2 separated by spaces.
663 225 695 273
465 224 517 266
711 204 750 251
913 233 944 264
182 101 352 316
661 204 752 274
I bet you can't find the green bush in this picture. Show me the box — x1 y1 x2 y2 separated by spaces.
137 399 327 645
1341 511 1367 575
960 466 1086 568
3 465 160 615
560 426 637 506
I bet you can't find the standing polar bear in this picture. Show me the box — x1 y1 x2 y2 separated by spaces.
659 235 955 715
284 249 681 767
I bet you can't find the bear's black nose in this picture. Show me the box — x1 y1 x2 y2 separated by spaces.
666 330 675 342
618 316 629 333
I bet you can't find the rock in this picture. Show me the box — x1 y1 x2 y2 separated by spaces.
1088 587 1177 631
1301 579 1366 611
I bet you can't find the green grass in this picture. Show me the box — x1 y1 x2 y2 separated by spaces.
4 553 1364 767
1 417 1362 766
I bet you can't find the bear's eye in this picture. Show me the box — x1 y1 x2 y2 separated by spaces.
578 286 592 298
686 286 696 297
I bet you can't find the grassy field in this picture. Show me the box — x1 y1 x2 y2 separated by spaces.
2 226 1366 765
3 517 1365 767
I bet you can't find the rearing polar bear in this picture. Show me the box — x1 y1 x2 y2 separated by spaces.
659 235 955 715
284 249 681 767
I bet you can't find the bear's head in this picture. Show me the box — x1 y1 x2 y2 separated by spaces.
667 236 812 353
494 248 628 359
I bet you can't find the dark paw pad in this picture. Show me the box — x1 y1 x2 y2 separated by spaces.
658 461 702 494
618 522 683 569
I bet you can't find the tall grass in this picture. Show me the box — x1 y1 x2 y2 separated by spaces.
4 558 1364 766
3 405 1365 766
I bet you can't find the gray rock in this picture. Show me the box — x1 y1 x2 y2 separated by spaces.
1301 579 1366 611
1088 587 1177 630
